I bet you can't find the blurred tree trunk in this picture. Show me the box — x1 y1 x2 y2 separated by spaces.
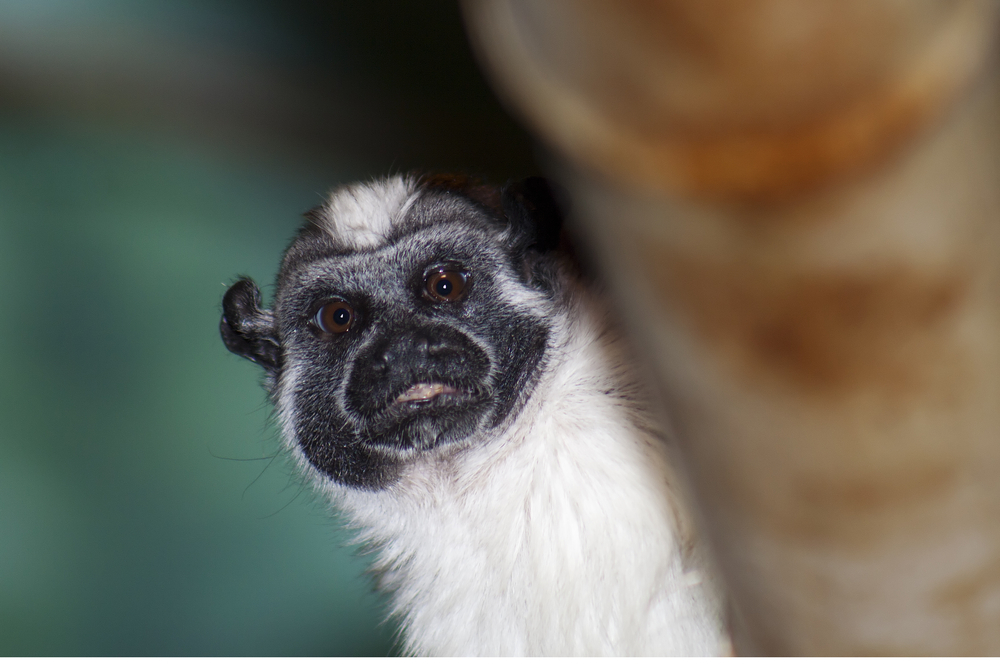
464 0 1000 655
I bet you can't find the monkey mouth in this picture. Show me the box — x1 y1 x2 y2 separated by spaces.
358 377 488 453
395 382 460 403
374 376 487 423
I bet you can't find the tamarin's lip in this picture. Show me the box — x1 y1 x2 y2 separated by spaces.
395 382 459 403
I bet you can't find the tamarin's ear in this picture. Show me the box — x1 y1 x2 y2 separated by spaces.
501 177 564 256
220 278 281 372
419 173 503 213
418 174 564 255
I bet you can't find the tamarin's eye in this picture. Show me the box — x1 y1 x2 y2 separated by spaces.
425 268 469 302
314 300 355 333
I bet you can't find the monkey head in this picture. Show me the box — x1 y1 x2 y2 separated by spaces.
220 175 563 489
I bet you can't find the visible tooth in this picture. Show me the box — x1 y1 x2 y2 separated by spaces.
395 383 457 403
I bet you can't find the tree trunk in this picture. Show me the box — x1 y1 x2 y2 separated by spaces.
464 0 1000 654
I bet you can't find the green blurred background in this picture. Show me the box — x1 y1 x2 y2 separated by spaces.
0 0 538 655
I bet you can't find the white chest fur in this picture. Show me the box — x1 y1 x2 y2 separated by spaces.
313 290 729 656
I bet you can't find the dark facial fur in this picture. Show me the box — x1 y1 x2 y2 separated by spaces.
221 176 564 489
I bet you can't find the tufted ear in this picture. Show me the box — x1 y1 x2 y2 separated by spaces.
418 173 504 214
220 278 281 373
419 173 566 280
500 177 564 257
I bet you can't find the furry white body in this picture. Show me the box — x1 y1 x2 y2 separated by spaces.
311 281 725 655
268 177 728 656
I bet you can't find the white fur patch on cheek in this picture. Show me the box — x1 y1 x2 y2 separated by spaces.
274 362 304 453
276 361 343 498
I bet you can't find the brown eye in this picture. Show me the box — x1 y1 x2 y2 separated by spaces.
315 301 355 333
425 269 468 302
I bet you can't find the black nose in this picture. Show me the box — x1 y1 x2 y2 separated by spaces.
369 326 469 374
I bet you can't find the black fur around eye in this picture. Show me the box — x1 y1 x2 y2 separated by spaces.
425 268 469 302
314 300 355 334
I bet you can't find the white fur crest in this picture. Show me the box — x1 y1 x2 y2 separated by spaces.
315 176 421 249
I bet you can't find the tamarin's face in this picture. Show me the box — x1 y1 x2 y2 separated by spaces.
221 177 562 489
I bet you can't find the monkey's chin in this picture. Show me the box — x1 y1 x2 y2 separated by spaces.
361 395 488 454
